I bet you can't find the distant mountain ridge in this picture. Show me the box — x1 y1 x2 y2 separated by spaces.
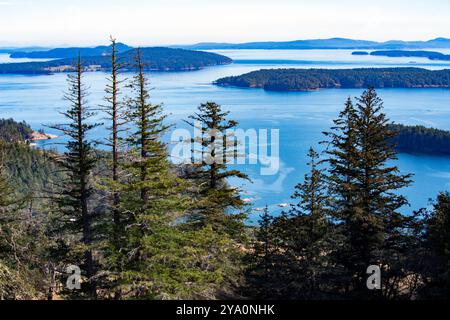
172 37 450 50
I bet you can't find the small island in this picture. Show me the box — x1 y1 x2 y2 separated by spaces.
0 47 232 74
351 51 369 55
352 50 450 61
215 67 450 91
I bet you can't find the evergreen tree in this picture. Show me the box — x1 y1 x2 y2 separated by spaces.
324 88 413 298
419 192 450 298
116 48 188 298
49 54 100 298
286 147 333 299
185 102 249 237
99 37 129 299
244 206 273 298
101 36 128 245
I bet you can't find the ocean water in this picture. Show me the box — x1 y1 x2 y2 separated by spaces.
1 50 450 222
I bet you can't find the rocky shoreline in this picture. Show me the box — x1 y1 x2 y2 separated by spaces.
29 131 58 141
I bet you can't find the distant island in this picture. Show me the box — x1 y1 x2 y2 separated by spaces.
173 37 450 50
215 68 450 91
0 47 232 74
351 51 369 56
9 43 132 59
352 50 450 61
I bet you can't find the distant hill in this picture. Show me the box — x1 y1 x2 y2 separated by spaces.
0 47 232 74
9 43 132 59
174 37 450 50
215 68 450 91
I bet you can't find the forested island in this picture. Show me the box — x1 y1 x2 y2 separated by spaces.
0 47 232 74
9 43 132 59
390 124 450 155
352 50 450 61
215 67 450 91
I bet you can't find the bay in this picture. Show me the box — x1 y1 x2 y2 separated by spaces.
1 49 450 222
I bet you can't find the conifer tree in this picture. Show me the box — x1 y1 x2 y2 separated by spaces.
99 37 129 299
117 48 188 297
324 88 413 298
101 37 128 246
185 102 249 237
244 206 273 298
286 147 333 298
419 192 450 298
49 54 100 298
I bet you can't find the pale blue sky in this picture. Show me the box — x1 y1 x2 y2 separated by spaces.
1 0 450 46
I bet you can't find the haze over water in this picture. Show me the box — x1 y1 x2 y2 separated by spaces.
1 49 450 222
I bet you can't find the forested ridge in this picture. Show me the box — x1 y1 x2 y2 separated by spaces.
215 68 450 91
1 39 450 301
0 47 232 74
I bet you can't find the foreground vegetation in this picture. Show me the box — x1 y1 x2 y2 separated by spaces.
1 39 450 300
215 67 450 91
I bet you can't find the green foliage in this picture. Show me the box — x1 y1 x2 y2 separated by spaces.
418 192 450 299
48 55 101 298
0 118 33 142
246 149 338 299
323 88 414 298
184 102 249 238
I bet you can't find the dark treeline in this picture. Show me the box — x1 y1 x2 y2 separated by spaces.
215 67 450 91
370 50 450 61
390 124 450 156
1 40 450 300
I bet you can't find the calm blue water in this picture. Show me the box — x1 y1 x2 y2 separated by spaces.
1 50 450 222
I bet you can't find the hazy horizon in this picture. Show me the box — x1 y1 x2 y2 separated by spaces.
1 0 450 47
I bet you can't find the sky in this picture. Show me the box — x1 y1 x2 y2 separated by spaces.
1 0 450 47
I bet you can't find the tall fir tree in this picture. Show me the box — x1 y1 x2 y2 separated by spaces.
49 54 100 298
99 37 129 299
117 48 189 298
185 102 249 238
323 88 413 298
101 36 128 245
